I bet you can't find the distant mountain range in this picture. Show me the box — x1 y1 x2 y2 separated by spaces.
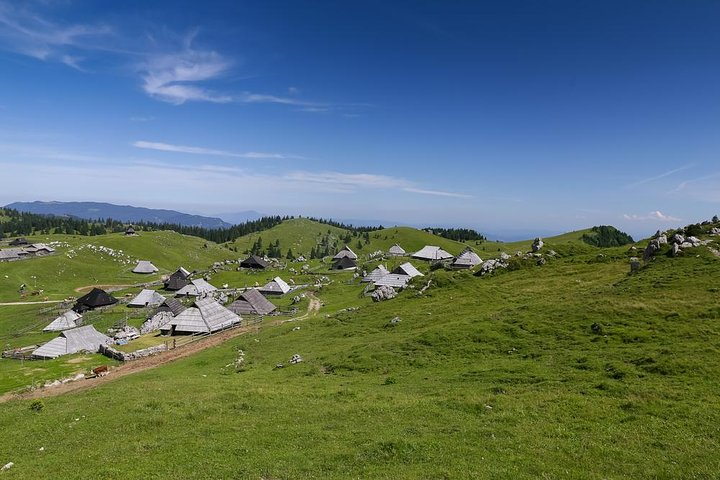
5 201 244 229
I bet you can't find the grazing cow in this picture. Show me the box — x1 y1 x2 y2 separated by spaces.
92 365 109 377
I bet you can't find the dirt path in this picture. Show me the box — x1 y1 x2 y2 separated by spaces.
0 291 323 403
74 284 137 293
0 300 64 306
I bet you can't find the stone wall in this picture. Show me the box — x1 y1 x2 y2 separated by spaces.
99 343 168 362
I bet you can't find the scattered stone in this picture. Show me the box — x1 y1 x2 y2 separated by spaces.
372 285 397 302
140 311 174 334
657 235 668 246
531 237 544 252
547 250 557 257
389 316 401 325
536 257 546 266
499 252 511 261
290 354 303 364
671 243 681 257
671 233 685 245
630 257 640 273
1 462 14 471
686 236 701 246
292 326 301 331
711 227 720 235
643 239 660 261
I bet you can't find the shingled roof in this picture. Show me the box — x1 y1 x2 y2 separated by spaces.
228 289 277 315
258 277 292 295
240 255 269 269
412 245 454 261
452 247 482 269
362 265 389 283
43 310 83 332
175 279 217 297
74 288 118 313
32 325 112 359
333 245 358 260
392 262 424 278
132 260 159 274
128 289 166 308
161 297 241 335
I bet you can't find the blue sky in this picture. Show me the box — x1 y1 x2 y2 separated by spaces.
1 1 719 239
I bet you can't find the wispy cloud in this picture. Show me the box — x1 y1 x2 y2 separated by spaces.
623 211 682 222
284 171 410 189
0 2 112 69
129 116 154 122
132 140 294 159
403 187 472 198
625 164 695 189
140 30 233 105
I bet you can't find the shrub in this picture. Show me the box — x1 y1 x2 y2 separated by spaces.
29 400 44 412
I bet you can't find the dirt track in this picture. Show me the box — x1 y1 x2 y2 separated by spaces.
0 292 322 403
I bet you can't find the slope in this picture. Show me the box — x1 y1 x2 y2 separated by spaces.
0 236 718 478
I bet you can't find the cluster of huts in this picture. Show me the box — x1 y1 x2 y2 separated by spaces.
0 238 55 262
27 238 485 361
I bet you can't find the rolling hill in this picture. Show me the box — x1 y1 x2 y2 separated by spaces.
6 201 233 229
0 219 718 478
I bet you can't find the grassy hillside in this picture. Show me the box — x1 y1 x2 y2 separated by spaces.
231 219 471 259
231 218 349 257
0 231 234 302
0 231 718 478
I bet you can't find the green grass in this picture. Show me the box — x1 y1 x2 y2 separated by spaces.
0 231 234 302
0 228 719 478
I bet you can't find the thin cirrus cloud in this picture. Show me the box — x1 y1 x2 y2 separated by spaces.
0 2 112 69
132 140 294 159
624 164 695 189
0 3 341 109
623 211 682 222
285 171 473 198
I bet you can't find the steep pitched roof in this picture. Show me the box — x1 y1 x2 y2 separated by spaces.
388 244 406 256
362 265 389 283
74 288 117 312
333 245 358 260
24 243 55 253
412 245 454 261
0 248 27 260
331 257 357 270
164 269 191 290
453 247 482 268
132 260 159 274
392 262 424 278
157 298 186 316
162 298 241 334
33 325 111 359
43 310 83 332
240 255 269 269
175 278 217 297
374 273 411 288
228 289 277 315
128 289 166 307
258 277 291 295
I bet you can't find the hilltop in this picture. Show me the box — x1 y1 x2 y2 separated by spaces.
6 201 233 229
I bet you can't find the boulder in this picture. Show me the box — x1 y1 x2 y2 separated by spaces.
686 236 701 246
671 243 682 257
537 257 546 266
500 252 511 261
671 233 685 245
657 235 668 245
643 239 660 261
531 237 544 252
630 257 640 273
711 227 720 235
371 285 397 302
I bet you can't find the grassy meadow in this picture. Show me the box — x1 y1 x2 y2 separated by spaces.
0 220 718 478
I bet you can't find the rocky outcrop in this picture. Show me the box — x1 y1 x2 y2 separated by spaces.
643 239 661 261
140 311 173 334
372 285 397 302
531 237 544 252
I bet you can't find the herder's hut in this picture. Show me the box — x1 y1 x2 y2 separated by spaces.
228 289 277 315
74 288 118 313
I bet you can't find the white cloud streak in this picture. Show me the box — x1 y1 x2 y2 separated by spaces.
625 164 695 189
623 211 682 222
132 140 292 159
403 187 473 198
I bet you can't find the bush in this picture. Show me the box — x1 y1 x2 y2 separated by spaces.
581 226 634 247
29 400 44 412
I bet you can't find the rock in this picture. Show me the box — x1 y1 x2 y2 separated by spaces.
711 227 720 235
630 257 640 272
547 250 557 257
389 316 401 325
499 252 510 261
372 285 397 302
713 215 719 223
140 311 173 334
671 233 685 245
686 236 701 246
1 462 13 471
680 242 693 249
657 235 668 245
643 239 660 261
290 354 303 364
536 257 546 266
515 251 523 257
292 326 301 331
671 243 681 257
531 237 544 252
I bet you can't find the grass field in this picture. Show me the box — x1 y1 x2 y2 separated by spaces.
0 220 718 478
0 224 716 478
